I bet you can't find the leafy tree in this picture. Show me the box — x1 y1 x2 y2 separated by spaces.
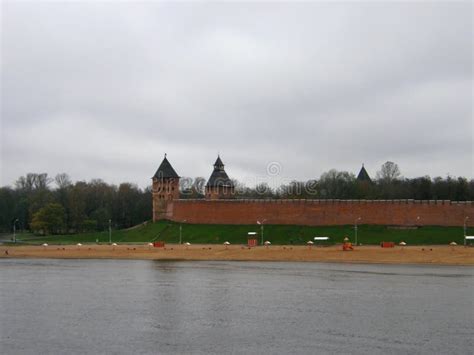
14 173 54 228
455 177 469 201
54 173 72 229
68 182 88 231
318 170 356 198
410 176 432 200
82 219 98 232
0 187 16 232
469 180 474 200
30 203 65 235
91 207 111 231
115 183 142 228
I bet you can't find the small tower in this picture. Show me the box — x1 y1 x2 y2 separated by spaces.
152 155 180 221
205 156 235 199
357 164 372 183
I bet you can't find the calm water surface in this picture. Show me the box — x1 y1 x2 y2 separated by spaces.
0 259 472 354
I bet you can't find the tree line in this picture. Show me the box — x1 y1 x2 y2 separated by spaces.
1 162 473 234
181 162 474 201
0 173 151 234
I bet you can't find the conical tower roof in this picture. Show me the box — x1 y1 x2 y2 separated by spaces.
357 164 372 183
206 156 234 187
153 155 180 179
214 155 224 168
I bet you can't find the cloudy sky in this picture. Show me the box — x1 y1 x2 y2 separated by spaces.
1 1 472 188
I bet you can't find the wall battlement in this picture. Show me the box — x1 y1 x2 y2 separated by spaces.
175 199 473 205
161 199 474 227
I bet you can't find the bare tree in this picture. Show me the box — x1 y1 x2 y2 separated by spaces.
376 161 401 183
15 173 51 191
34 173 52 189
55 173 72 189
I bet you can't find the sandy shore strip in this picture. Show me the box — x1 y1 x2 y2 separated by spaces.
1 244 473 265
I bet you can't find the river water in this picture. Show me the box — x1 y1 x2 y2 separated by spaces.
0 259 472 354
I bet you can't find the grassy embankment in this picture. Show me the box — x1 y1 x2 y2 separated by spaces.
10 220 472 246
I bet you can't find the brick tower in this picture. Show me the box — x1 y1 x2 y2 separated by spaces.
152 155 180 221
205 155 235 199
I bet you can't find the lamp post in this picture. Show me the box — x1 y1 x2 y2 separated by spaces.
109 219 112 244
13 218 19 243
257 219 267 246
464 216 469 246
179 220 187 245
354 217 361 246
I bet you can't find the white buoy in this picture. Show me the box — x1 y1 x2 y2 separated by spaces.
184 242 191 246
399 241 407 246
223 241 230 245
77 243 82 246
42 243 48 247
112 243 117 246
449 241 457 246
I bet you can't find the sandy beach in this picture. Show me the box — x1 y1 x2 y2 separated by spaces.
1 244 473 265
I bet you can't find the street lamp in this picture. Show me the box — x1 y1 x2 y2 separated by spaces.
179 220 187 245
109 219 112 244
257 219 267 246
464 216 469 246
13 218 19 243
354 217 361 246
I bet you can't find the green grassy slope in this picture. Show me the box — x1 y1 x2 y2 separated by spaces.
13 221 473 246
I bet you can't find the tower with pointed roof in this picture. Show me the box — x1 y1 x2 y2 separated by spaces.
205 156 235 199
357 164 372 183
152 155 180 221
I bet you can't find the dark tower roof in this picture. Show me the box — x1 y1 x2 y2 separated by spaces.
214 155 224 168
357 164 372 183
153 155 180 179
206 156 234 188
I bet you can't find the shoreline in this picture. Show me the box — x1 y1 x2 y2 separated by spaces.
1 244 473 266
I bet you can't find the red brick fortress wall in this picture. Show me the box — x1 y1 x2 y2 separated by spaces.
168 199 474 227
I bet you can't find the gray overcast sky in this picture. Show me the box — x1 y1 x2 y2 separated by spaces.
1 1 472 188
